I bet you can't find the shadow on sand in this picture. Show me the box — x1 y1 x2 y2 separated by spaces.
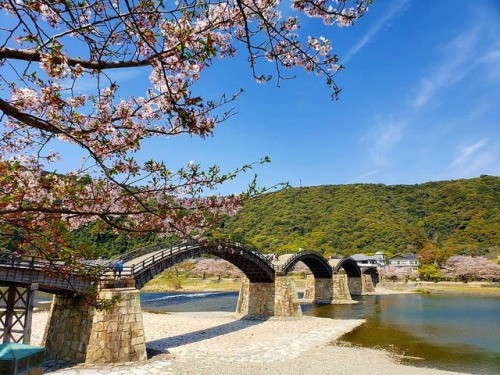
147 315 269 352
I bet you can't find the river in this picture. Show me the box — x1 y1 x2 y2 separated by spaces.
140 291 500 375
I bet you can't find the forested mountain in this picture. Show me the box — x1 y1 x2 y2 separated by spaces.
7 176 496 264
223 175 500 261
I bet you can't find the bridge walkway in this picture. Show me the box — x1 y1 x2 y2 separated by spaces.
271 253 294 268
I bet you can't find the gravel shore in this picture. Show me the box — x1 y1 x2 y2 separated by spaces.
32 308 467 374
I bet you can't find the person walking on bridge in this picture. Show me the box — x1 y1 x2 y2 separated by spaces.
110 259 118 279
116 259 124 279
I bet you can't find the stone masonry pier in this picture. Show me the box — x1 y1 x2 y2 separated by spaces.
236 275 302 317
332 274 357 304
303 274 333 303
347 277 362 296
344 274 376 297
361 274 376 294
43 288 146 363
303 274 365 304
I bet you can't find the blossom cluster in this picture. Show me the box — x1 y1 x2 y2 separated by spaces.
379 266 417 282
442 256 500 282
0 0 369 264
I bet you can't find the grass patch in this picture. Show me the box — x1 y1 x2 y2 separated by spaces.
141 275 308 292
142 276 243 292
400 281 500 295
419 284 500 295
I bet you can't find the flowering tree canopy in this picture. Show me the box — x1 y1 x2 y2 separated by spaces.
379 266 416 282
442 256 500 282
0 0 370 262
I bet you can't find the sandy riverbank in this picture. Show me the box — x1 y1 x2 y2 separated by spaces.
31 306 467 374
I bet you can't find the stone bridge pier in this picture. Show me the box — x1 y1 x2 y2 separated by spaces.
332 274 356 304
302 273 375 304
43 288 146 363
303 274 363 304
347 276 362 296
236 275 302 317
361 273 376 294
347 274 376 296
303 275 333 303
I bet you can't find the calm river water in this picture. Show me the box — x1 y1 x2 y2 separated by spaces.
140 291 500 375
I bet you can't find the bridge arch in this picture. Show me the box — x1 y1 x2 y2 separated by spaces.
333 257 362 278
361 266 379 286
276 251 332 279
128 242 276 289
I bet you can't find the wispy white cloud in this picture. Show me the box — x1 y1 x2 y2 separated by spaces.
362 119 405 167
350 169 380 183
342 0 411 64
413 29 479 111
446 139 499 178
412 16 500 111
478 42 500 81
451 139 488 167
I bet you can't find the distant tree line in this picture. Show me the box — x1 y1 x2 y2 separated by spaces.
381 256 500 283
3 176 497 270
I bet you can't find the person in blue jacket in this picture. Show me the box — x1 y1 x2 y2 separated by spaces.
116 259 124 279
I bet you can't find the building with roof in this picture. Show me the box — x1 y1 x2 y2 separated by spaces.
350 252 386 268
388 254 419 272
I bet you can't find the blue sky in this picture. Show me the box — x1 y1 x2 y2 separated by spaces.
3 0 499 195
148 0 500 194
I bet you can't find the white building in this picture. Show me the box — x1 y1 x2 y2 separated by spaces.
351 252 386 268
388 254 419 272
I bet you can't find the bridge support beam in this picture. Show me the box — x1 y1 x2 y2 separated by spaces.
43 288 146 363
0 283 36 344
332 274 357 304
303 275 333 303
236 276 302 317
361 274 376 295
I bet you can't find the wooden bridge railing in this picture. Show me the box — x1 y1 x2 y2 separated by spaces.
116 242 199 277
1 240 280 289
273 250 316 273
108 241 276 280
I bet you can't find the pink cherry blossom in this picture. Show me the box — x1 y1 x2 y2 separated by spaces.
0 0 370 267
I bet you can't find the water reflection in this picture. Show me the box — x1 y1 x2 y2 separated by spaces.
138 291 500 374
319 294 500 375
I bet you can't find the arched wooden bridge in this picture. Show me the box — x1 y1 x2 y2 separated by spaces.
273 251 333 278
0 241 376 355
96 241 366 290
111 241 276 289
0 241 370 296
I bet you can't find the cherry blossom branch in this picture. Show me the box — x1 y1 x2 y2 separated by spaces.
0 0 370 262
0 47 154 69
0 97 62 134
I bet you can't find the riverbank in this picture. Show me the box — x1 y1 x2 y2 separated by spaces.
141 276 310 293
380 281 500 295
140 276 500 296
32 310 467 375
141 276 243 292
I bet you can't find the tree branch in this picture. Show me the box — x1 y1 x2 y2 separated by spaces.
0 97 63 134
0 47 152 70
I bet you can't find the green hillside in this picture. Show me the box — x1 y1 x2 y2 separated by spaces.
6 176 496 264
223 175 500 261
